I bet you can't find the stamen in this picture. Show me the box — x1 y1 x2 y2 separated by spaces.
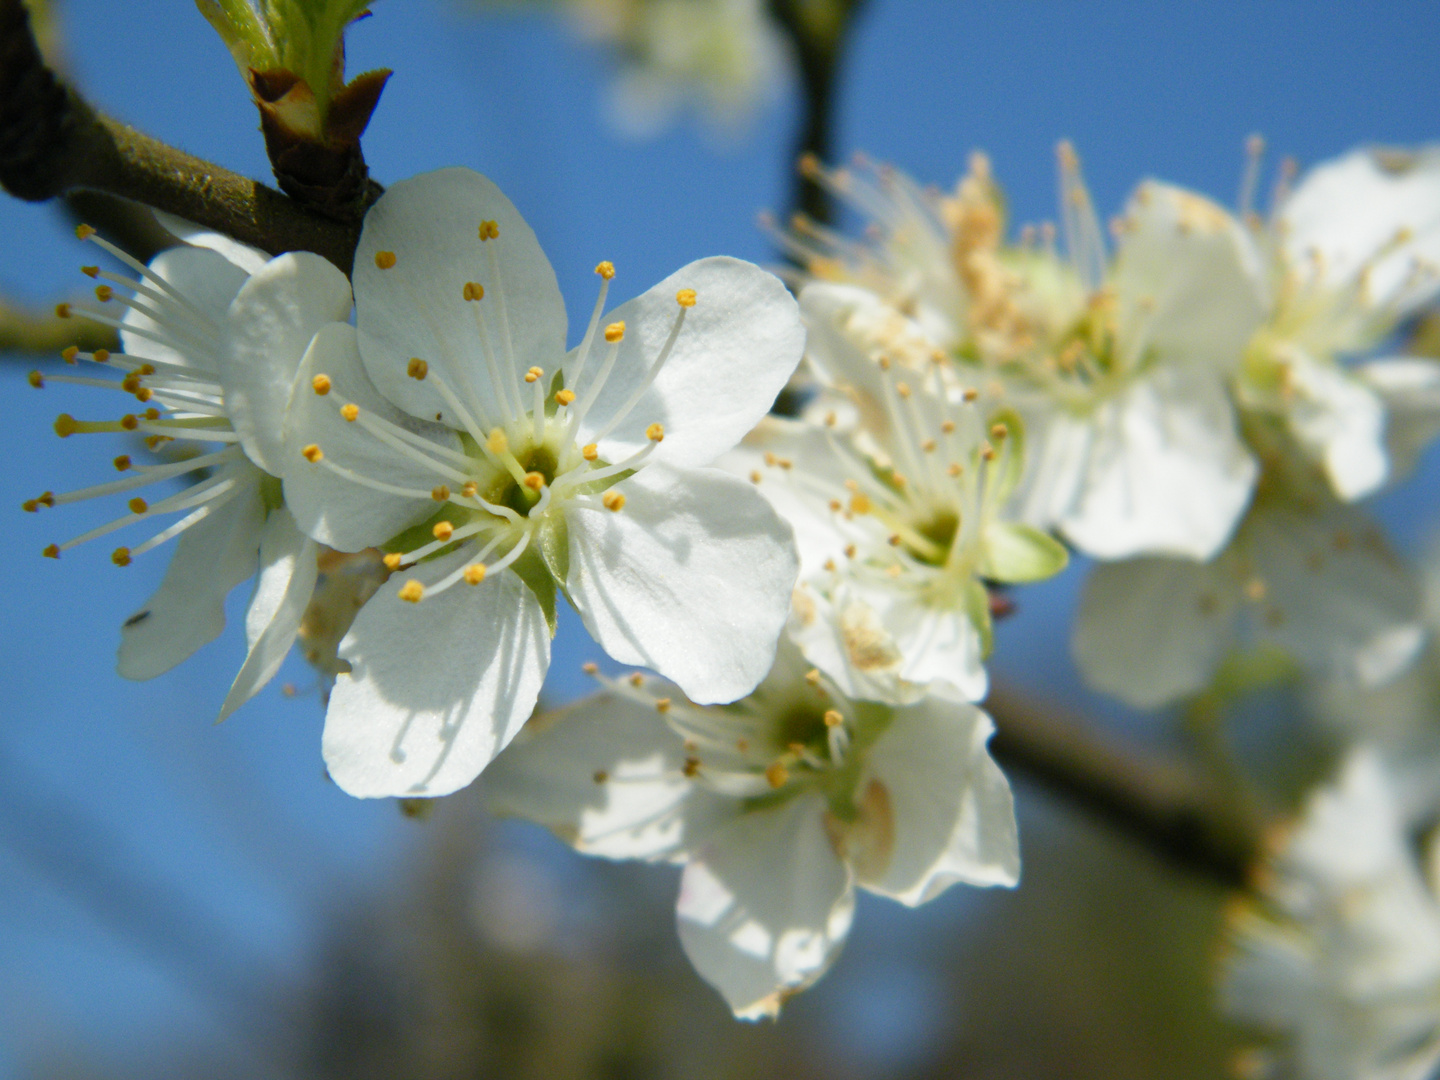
586 304 689 443
312 374 333 395
398 580 424 603
375 251 397 269
602 491 626 512
568 266 614 391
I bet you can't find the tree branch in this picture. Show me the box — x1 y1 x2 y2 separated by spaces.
986 683 1268 888
767 0 866 226
0 0 363 271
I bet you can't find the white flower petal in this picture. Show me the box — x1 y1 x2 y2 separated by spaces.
1112 181 1266 373
786 584 930 706
221 252 353 475
1282 146 1440 314
153 212 272 275
1072 554 1239 710
1278 349 1388 501
285 324 461 551
1359 356 1440 481
217 508 319 722
483 689 736 861
323 548 551 798
854 583 988 702
855 701 1019 905
1249 504 1425 688
1012 408 1091 533
116 466 267 680
353 168 567 425
564 464 798 704
676 792 854 1020
120 246 250 371
1059 366 1257 561
575 257 804 467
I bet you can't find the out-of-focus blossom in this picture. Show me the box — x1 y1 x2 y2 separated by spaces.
482 635 1019 1018
26 225 352 719
727 284 1067 703
286 167 803 798
1220 751 1440 1080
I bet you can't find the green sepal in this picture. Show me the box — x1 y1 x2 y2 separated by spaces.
981 522 1068 584
259 473 287 515
510 543 559 638
535 515 570 593
568 468 636 498
965 577 994 659
545 368 566 417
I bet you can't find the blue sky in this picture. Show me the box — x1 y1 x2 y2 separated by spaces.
1 0 1438 1072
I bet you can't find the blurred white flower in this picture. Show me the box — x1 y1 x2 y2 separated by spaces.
727 285 1067 703
783 147 1267 562
1220 751 1440 1080
482 635 1019 1018
286 167 803 798
1235 143 1440 501
27 224 351 719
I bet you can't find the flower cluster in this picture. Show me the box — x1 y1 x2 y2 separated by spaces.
25 139 1440 1026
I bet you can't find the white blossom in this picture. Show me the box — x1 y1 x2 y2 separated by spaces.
481 635 1019 1018
285 167 803 799
26 225 351 719
1220 751 1440 1080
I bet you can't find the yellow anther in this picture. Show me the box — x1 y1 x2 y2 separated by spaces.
941 420 955 434
432 521 455 541
21 499 37 513
374 250 397 269
750 471 762 484
602 491 626 512
604 321 625 343
877 356 891 370
431 484 450 501
593 770 608 784
53 414 77 437
843 544 857 558
1244 578 1267 602
523 471 545 491
144 407 159 420
120 414 139 431
61 346 79 363
981 443 996 461
94 285 114 302
463 564 487 585
887 534 902 546
383 552 403 570
824 710 843 727
764 452 778 467
81 265 99 278
302 443 323 463
54 303 71 319
921 439 937 452
849 493 872 514
113 455 131 471
655 697 672 713
595 261 615 280
798 152 821 178
629 672 645 687
487 428 509 454
895 381 911 398
27 371 42 388
462 281 485 301
946 462 962 477
804 668 821 685
134 387 152 403
555 388 576 406
128 497 147 514
341 403 360 422
121 373 142 393
824 412 837 427
765 762 789 789
398 580 425 603
312 374 333 395
111 547 132 567
676 288 697 308
144 435 165 449
479 220 499 240
990 422 1009 441
962 388 979 402
75 224 96 240
682 757 702 778
137 363 154 375
42 544 60 559
824 559 837 572
407 358 428 380
461 481 478 498
524 366 544 383
92 349 110 363
828 499 841 512
582 443 598 461
582 661 599 674
646 422 665 442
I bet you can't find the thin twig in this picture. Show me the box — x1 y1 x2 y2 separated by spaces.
0 0 362 271
987 683 1268 888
